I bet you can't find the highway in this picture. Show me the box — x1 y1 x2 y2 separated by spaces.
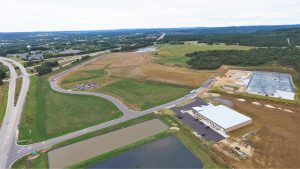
0 57 30 169
0 55 216 168
0 59 17 169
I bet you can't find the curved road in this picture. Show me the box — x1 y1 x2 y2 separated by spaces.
0 59 17 169
0 57 30 169
1 55 216 168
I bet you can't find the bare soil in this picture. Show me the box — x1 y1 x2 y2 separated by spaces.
65 52 227 88
210 93 300 168
214 70 251 92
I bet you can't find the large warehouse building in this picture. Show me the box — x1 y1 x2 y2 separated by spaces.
192 105 252 136
246 71 295 100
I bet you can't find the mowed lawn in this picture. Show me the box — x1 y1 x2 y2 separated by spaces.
98 79 190 110
18 76 122 144
156 44 253 66
61 69 105 84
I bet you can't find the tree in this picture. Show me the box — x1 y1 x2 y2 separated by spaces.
36 61 58 76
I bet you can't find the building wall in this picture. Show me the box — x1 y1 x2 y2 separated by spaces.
225 119 252 132
194 112 227 135
194 110 252 133
275 90 295 100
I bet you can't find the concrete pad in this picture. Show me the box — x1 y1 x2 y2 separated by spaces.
265 104 276 109
236 99 246 102
252 102 261 106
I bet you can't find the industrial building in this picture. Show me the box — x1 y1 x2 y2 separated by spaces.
246 71 295 100
7 51 44 61
192 105 252 136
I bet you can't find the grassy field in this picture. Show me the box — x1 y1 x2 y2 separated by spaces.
13 112 229 169
61 69 105 84
96 79 191 110
155 44 253 66
12 153 48 169
154 56 190 66
12 114 158 169
63 52 228 88
18 76 122 144
14 78 22 106
59 52 224 110
0 83 9 125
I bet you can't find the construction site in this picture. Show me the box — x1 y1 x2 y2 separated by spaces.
215 70 295 100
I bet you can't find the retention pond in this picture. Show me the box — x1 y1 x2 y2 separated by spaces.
86 136 203 169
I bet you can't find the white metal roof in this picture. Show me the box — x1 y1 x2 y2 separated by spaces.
274 90 295 100
195 105 251 130
192 107 203 112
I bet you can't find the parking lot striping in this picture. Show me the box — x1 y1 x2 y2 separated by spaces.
171 98 225 142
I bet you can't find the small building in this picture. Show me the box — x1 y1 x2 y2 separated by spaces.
58 49 82 55
7 51 43 61
28 51 44 60
192 105 252 135
184 41 198 45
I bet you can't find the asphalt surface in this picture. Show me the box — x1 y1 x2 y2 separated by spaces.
0 55 216 168
0 57 30 169
0 59 17 169
171 98 225 142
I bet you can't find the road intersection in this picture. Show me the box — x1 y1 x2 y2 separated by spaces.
0 56 215 168
0 57 30 169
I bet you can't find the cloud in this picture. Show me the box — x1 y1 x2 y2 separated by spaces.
0 0 299 32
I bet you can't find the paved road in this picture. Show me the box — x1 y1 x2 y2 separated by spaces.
2 55 216 168
0 57 30 169
0 59 17 169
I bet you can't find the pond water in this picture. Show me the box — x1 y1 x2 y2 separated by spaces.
135 46 157 53
86 136 203 169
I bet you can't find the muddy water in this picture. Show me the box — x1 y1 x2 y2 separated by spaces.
48 119 168 169
86 136 203 169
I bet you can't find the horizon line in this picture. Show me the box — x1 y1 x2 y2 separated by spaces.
1 23 300 34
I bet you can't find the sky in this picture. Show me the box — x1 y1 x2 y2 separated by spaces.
0 0 300 32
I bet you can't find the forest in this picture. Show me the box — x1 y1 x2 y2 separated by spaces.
161 28 300 47
186 48 300 73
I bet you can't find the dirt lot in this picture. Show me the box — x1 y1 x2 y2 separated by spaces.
48 119 168 169
66 52 227 88
209 93 300 168
214 70 252 93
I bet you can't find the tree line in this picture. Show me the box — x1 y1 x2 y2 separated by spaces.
186 48 300 74
162 28 300 47
0 66 7 85
36 61 59 76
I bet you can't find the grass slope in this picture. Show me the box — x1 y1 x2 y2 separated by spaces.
61 69 105 84
0 83 9 125
98 79 190 110
156 44 253 66
14 78 22 106
157 44 253 57
18 76 122 144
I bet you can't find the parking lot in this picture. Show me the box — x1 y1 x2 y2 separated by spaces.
171 98 225 142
